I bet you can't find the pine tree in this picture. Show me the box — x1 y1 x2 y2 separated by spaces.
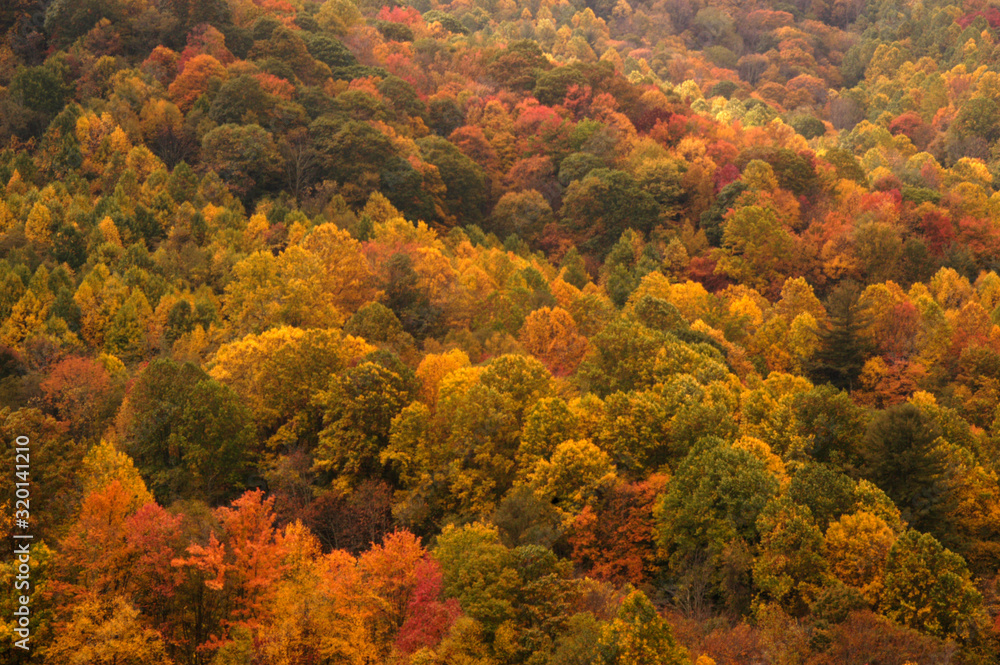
809 282 870 391
860 403 953 539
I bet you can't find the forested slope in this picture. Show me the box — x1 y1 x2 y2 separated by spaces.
3 0 1000 663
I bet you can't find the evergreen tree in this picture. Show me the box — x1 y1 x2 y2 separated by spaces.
809 282 870 391
860 403 954 540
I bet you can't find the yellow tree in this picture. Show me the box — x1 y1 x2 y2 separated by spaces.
0 289 49 348
209 327 374 447
824 511 897 605
598 588 689 665
74 265 128 349
25 201 53 247
299 223 380 314
415 349 471 407
45 595 173 665
519 306 589 376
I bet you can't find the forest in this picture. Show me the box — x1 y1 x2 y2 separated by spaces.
2 0 1000 662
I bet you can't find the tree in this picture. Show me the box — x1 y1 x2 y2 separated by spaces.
824 511 896 605
395 557 462 654
655 439 780 615
533 66 588 106
787 462 857 530
6 62 71 137
414 349 471 407
715 204 794 296
577 319 665 396
951 97 1000 143
303 33 358 69
166 54 227 112
434 522 518 635
41 356 121 440
569 475 667 585
115 359 259 504
859 403 951 537
561 169 658 257
172 490 287 653
814 610 961 665
55 480 150 600
520 307 589 376
300 481 394 553
547 612 604 665
418 136 487 225
492 483 566 550
792 385 868 466
356 530 429 645
809 282 870 391
486 40 551 91
104 290 152 361
752 497 828 616
383 252 443 340
489 190 553 242
316 0 362 35
313 120 405 208
313 355 417 486
200 124 282 200
209 327 374 448
879 530 987 641
278 128 318 204
222 225 378 335
598 588 689 665
208 75 271 125
528 439 615 519
0 408 88 539
77 439 154 510
45 595 173 665
344 302 414 354
300 223 381 311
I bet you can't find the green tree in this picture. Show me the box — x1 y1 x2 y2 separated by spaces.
303 33 358 69
434 522 518 635
951 97 1000 143
598 588 689 665
787 462 857 530
343 301 415 352
489 190 553 242
200 124 282 199
486 40 551 91
6 62 71 138
859 403 952 538
699 181 747 247
534 66 589 106
313 354 417 486
561 169 658 257
880 530 987 641
809 282 870 391
383 252 443 340
752 497 828 616
655 439 780 615
577 319 665 396
547 612 604 665
115 359 258 504
528 439 615 518
793 384 869 467
208 75 271 125
417 135 487 225
103 290 152 362
715 204 794 295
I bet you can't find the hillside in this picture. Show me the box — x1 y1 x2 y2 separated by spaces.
2 0 1000 663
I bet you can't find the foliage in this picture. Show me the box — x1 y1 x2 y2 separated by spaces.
2 0 1000 663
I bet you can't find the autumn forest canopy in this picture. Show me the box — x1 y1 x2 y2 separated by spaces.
6 0 1000 662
